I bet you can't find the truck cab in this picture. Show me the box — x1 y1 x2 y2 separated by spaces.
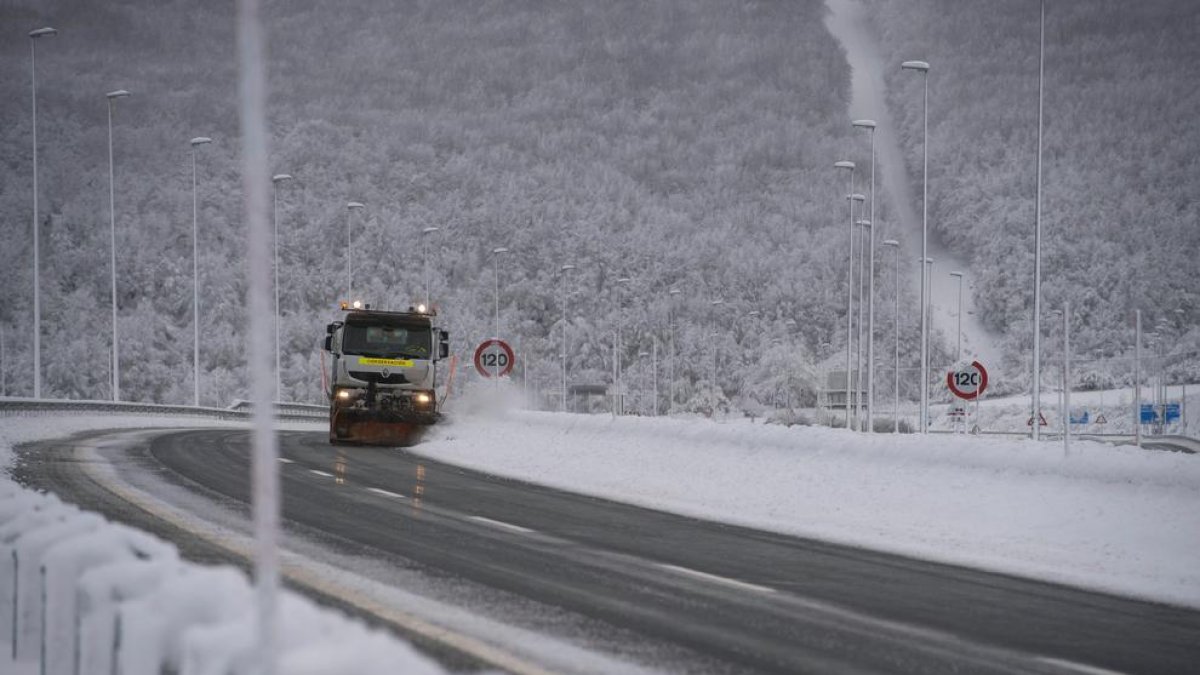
323 305 449 443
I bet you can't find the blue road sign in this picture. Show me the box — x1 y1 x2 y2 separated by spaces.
1164 402 1181 423
1069 410 1089 425
1140 404 1158 424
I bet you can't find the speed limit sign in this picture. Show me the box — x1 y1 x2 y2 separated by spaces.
947 360 989 400
474 338 515 378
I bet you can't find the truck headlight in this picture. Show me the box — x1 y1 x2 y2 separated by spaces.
415 392 432 405
336 389 352 401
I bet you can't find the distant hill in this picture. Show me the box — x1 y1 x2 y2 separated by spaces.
0 0 864 409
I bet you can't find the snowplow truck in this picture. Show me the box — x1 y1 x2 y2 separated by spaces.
323 306 449 445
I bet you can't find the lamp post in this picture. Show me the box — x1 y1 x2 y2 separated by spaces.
668 287 681 412
30 26 58 399
845 191 865 429
346 202 364 303
710 299 725 413
852 120 878 433
271 174 293 402
559 264 575 412
835 161 856 428
883 240 900 433
919 256 933 429
106 89 130 401
949 271 964 362
1031 0 1047 442
190 136 212 407
856 218 872 430
421 226 440 309
1134 310 1142 448
491 247 508 338
785 318 797 413
1062 301 1071 455
902 60 931 434
615 277 633 415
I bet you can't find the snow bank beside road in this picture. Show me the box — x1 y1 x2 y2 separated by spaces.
0 414 443 675
425 407 1200 609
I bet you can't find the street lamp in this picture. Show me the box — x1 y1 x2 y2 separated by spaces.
902 59 931 434
883 240 900 433
856 218 872 431
420 226 440 309
271 173 293 402
30 26 58 399
346 202 364 303
491 247 509 338
710 299 725 413
949 271 965 361
845 191 865 429
190 136 212 407
615 277 633 415
1031 0 1047 442
559 264 576 412
106 89 130 401
852 119 878 433
667 287 681 412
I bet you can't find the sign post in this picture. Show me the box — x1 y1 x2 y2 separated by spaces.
474 338 515 379
947 361 989 433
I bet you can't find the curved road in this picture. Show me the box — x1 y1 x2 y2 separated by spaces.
19 428 1200 674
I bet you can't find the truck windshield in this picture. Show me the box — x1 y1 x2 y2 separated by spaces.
342 323 431 359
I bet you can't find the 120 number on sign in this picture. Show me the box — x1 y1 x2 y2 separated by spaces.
946 361 989 400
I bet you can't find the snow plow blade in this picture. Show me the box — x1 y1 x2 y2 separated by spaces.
329 409 427 447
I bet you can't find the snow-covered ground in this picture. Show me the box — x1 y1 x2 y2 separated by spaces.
431 386 1200 609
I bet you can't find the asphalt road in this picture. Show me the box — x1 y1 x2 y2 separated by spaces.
20 428 1200 674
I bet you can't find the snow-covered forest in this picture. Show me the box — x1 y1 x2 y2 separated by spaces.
867 0 1200 389
0 0 1195 409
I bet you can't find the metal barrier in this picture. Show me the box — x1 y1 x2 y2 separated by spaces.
0 397 325 423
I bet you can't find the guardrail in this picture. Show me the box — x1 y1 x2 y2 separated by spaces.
0 397 326 423
928 428 1197 454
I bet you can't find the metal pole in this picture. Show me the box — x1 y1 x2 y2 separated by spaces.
951 272 964 361
1032 0 1046 442
347 208 352 302
652 337 658 416
273 183 279 401
839 169 857 430
891 243 900 433
107 95 120 401
234 0 280 669
866 130 876 433
668 288 680 412
1063 301 1071 455
1135 310 1142 448
493 255 500 337
1 326 6 396
920 69 929 434
856 221 866 430
192 145 200 407
29 31 55 399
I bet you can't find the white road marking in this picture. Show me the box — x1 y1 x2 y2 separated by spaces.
365 487 406 499
1036 657 1127 675
308 469 334 478
277 457 294 464
468 516 535 534
656 563 777 594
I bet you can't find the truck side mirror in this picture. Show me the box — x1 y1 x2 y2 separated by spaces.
439 330 450 359
323 335 333 352
326 322 339 335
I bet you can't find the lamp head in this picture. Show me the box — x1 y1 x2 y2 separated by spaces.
848 193 866 202
29 27 58 38
347 201 364 210
106 90 131 100
856 219 872 227
190 137 212 147
421 226 440 234
272 173 293 183
491 246 508 255
851 119 877 130
901 60 931 72
560 264 576 272
883 240 899 247
834 160 855 170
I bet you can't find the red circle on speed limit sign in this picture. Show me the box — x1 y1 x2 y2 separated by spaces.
474 339 515 378
947 360 989 400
